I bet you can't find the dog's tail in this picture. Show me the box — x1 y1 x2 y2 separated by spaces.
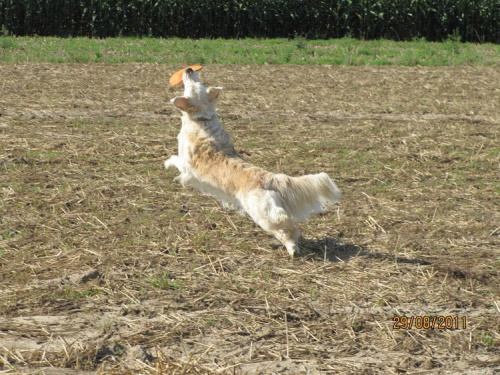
268 172 341 222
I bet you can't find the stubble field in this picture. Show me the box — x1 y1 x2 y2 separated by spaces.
0 63 499 374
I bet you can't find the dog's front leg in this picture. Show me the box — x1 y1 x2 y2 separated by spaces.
164 155 186 183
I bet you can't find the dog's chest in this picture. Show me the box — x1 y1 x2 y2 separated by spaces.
176 118 234 165
176 120 198 159
177 131 191 161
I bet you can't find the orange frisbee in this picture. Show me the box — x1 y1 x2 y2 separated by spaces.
169 65 203 86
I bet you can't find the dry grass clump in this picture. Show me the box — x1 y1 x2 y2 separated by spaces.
0 64 499 374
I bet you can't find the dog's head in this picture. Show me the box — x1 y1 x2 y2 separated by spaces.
171 68 222 120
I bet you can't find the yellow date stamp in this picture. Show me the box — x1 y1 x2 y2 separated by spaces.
393 316 467 330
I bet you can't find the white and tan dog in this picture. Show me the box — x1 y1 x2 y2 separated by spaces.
165 68 341 256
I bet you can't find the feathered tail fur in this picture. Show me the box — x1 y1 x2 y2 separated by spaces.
268 172 341 222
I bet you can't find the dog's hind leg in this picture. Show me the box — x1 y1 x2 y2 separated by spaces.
272 224 301 257
241 190 301 257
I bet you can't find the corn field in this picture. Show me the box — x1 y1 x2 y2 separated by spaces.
0 0 499 42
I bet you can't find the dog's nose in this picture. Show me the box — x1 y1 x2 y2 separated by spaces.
185 67 194 75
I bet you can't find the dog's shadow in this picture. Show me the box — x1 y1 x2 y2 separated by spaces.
298 235 362 262
294 235 432 265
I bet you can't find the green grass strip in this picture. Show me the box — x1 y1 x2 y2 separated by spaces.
1 37 499 66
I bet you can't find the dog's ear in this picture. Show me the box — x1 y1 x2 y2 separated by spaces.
171 96 193 112
207 87 223 104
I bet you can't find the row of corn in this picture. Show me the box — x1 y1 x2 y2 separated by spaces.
1 0 499 42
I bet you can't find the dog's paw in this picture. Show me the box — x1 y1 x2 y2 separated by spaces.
285 242 299 257
221 201 240 211
294 246 301 256
165 155 181 169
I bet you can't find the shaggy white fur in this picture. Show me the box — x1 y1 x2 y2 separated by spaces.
165 68 341 256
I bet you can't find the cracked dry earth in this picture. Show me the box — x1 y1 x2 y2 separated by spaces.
0 64 499 374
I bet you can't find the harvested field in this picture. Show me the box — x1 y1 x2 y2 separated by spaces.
0 63 499 374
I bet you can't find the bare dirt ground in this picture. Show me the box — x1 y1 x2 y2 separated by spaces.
0 64 499 374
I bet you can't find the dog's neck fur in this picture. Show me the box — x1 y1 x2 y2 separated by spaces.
179 112 237 157
194 115 214 122
180 112 219 134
